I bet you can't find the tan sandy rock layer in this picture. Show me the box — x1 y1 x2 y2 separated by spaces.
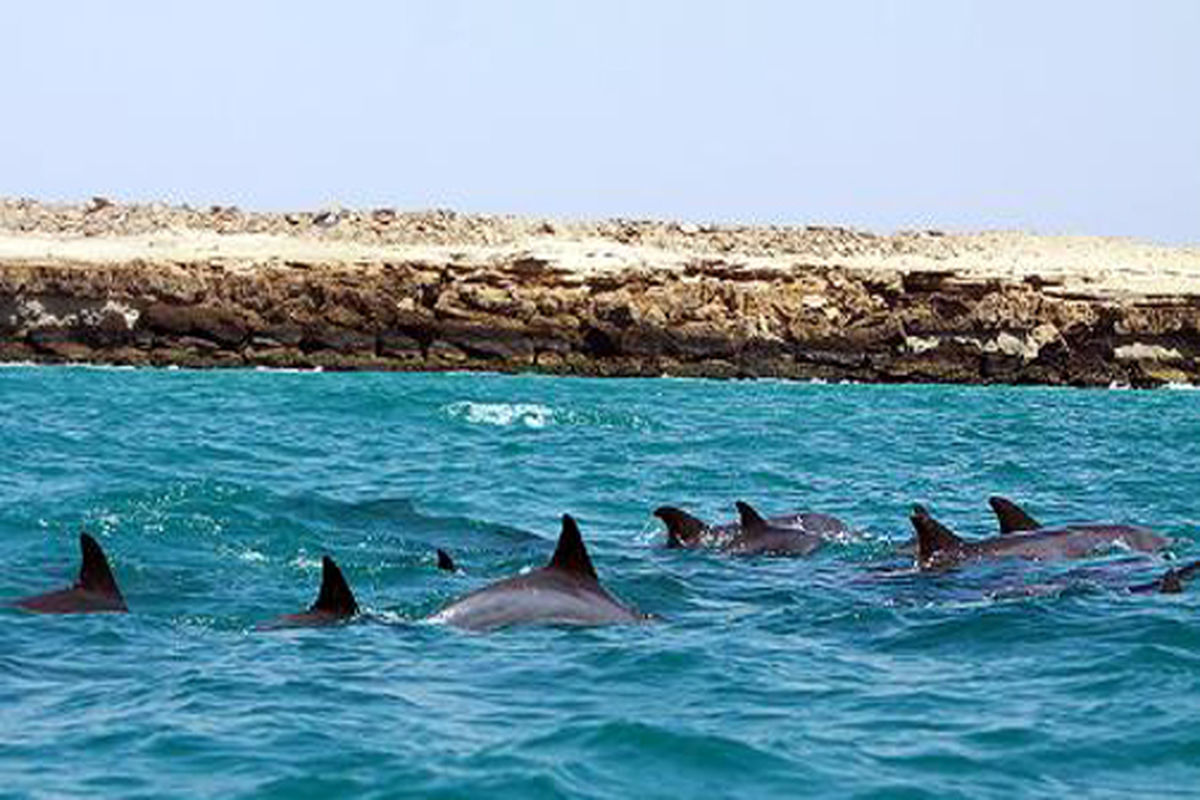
2 197 1199 386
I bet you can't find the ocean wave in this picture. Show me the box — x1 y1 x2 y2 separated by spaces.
7 368 1200 799
442 400 656 431
235 548 268 564
444 401 554 428
252 365 327 374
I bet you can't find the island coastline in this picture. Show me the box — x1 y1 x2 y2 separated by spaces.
3 197 1200 387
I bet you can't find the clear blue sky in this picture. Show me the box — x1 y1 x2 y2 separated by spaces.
6 1 1198 241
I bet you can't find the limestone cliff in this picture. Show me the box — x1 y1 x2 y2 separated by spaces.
2 197 1199 386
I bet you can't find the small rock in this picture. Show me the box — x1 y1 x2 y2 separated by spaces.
313 207 341 228
801 294 828 309
86 196 113 214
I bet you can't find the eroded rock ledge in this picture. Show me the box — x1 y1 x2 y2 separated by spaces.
2 197 1200 387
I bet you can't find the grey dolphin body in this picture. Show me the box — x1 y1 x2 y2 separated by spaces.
258 555 359 629
654 501 848 555
723 502 831 556
429 515 645 631
13 533 128 614
984 496 1169 555
911 505 1168 569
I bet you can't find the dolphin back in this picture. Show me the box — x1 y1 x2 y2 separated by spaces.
430 515 645 630
14 533 128 614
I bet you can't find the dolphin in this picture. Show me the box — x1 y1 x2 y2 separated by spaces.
654 501 848 553
986 496 1176 555
258 555 359 629
723 501 831 556
13 533 128 614
910 504 1168 569
428 514 646 631
436 548 457 572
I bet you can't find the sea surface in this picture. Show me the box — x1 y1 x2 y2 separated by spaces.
2 366 1199 799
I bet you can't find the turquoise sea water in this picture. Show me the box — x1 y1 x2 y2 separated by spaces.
2 366 1200 799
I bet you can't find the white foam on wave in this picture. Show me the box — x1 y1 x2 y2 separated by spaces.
634 516 666 546
372 609 416 625
252 366 327 374
444 401 555 429
290 554 323 570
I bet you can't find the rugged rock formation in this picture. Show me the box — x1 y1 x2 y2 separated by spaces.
2 197 1199 386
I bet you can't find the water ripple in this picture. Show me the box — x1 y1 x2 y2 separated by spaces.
2 368 1200 797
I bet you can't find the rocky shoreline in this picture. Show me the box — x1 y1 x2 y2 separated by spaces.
3 197 1200 387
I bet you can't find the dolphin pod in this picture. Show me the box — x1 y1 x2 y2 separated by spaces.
654 501 848 555
7 495 1194 624
10 516 646 630
264 514 645 630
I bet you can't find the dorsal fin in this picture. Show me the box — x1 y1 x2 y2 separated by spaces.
989 496 1041 534
76 533 124 603
1160 559 1200 594
653 506 708 548
1160 568 1184 594
310 556 359 616
547 514 598 581
436 548 457 572
1176 560 1200 584
735 501 768 531
1129 560 1200 594
910 505 966 564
